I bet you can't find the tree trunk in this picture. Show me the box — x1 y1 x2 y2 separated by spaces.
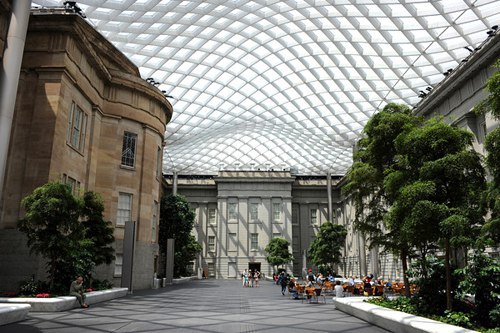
445 238 452 311
401 249 411 298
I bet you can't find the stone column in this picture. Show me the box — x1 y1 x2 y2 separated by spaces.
327 172 333 222
172 171 178 195
0 0 31 214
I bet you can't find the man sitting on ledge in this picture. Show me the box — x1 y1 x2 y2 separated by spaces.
70 276 89 308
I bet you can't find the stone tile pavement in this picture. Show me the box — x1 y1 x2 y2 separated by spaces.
0 280 389 333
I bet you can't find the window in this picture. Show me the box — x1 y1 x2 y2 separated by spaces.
311 209 318 224
208 263 215 277
250 233 258 251
273 203 281 222
117 193 132 226
250 203 258 221
273 233 282 239
67 102 87 151
121 132 137 167
228 233 237 252
156 147 162 177
208 208 217 225
114 254 123 277
228 202 238 220
151 201 158 242
208 236 216 252
62 174 80 195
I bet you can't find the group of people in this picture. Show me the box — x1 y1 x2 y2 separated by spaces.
275 269 345 301
241 269 261 287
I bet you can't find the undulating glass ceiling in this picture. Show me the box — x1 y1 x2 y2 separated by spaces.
33 0 500 175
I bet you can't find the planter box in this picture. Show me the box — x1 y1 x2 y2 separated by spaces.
0 304 30 326
0 288 128 312
332 297 478 333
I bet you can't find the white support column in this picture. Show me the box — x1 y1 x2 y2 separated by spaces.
172 171 178 195
327 172 333 222
0 1 31 214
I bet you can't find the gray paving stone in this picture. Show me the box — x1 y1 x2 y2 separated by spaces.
0 280 389 333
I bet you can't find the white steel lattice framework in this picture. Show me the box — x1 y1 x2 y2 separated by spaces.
32 0 500 175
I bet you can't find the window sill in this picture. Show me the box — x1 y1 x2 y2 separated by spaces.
120 165 136 171
66 142 85 157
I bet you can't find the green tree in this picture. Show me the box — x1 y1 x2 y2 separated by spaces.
388 119 486 310
308 222 347 272
456 249 500 328
264 237 293 272
18 183 115 293
158 194 201 278
18 182 83 291
344 103 423 296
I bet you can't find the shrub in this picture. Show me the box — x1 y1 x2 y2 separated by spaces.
18 278 49 297
439 311 473 329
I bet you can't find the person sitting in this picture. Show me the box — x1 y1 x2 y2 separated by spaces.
288 278 299 299
70 276 89 308
334 280 344 298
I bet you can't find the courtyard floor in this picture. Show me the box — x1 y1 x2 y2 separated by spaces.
0 279 389 333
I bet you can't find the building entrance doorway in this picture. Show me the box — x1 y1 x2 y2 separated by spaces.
248 262 261 273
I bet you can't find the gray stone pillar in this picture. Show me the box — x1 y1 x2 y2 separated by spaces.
327 172 333 222
165 238 174 285
358 232 367 277
172 171 178 195
0 0 31 214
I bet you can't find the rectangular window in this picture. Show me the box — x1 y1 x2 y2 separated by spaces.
273 233 282 239
273 203 281 222
228 233 237 252
114 254 123 277
250 203 258 221
208 208 217 225
228 202 238 220
62 174 80 195
250 233 258 251
156 147 162 177
151 201 158 242
311 209 318 224
208 235 216 252
67 102 87 151
208 263 215 277
117 193 132 226
121 132 137 167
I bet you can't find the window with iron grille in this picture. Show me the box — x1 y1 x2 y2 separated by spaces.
121 132 137 167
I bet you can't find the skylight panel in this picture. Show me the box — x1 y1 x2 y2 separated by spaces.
31 0 497 175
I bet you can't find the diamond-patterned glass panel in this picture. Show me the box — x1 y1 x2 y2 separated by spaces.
33 0 500 175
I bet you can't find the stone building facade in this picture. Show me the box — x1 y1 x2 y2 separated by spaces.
0 10 172 290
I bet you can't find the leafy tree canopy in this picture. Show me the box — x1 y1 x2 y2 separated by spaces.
158 194 201 277
264 237 293 270
18 182 115 292
308 222 347 270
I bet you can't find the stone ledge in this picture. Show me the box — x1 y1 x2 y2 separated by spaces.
0 288 128 312
332 297 478 333
172 276 196 284
0 304 30 326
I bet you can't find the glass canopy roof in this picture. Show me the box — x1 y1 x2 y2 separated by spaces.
32 0 500 175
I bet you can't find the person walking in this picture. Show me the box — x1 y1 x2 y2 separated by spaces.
279 272 288 295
